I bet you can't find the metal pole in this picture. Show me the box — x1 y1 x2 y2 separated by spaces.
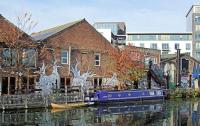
176 49 181 87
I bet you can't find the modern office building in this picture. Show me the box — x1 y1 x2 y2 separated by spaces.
126 33 192 56
93 22 126 45
186 4 200 60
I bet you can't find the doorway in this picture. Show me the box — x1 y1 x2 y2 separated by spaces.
29 77 35 93
10 77 15 94
2 77 8 95
60 78 65 93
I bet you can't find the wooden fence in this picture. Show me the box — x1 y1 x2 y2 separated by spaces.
0 92 84 110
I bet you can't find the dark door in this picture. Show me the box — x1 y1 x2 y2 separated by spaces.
2 77 8 95
10 77 15 94
60 78 65 93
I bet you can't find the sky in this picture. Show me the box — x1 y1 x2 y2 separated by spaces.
0 0 200 33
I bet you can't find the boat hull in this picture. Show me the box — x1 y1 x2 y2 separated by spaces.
51 102 93 109
87 89 165 103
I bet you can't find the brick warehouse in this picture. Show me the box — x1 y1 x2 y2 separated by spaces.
31 19 117 90
0 15 161 95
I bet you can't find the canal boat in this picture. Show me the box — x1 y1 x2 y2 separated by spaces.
85 89 165 103
51 102 94 109
51 102 89 109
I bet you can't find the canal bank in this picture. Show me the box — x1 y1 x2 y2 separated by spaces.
0 92 84 110
0 99 199 125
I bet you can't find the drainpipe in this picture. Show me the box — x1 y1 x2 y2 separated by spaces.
68 46 71 92
68 46 71 76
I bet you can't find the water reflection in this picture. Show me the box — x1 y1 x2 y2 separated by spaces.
1 100 200 125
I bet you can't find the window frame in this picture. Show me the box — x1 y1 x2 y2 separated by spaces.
186 43 191 50
94 53 101 66
2 48 16 67
150 43 157 49
61 50 68 64
162 43 169 50
174 43 179 50
22 48 36 67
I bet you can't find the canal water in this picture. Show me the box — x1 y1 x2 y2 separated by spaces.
0 99 200 126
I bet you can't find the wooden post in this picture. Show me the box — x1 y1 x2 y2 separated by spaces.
15 76 18 94
34 77 36 93
25 95 28 108
2 110 4 123
68 46 71 76
8 77 10 95
27 70 30 94
65 78 68 104
25 109 27 122
0 76 2 96
19 77 22 92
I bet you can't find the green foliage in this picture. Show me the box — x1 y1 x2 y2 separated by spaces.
170 88 198 99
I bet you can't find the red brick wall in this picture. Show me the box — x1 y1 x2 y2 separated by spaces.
40 20 115 78
0 15 33 44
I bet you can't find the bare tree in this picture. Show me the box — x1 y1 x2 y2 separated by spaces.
0 12 37 94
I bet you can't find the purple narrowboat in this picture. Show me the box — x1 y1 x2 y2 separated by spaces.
86 89 165 103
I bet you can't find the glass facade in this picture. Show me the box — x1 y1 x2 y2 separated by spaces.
127 34 192 41
94 23 118 35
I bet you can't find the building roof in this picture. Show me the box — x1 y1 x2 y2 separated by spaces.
31 19 84 41
186 4 200 17
119 45 161 53
161 53 200 64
